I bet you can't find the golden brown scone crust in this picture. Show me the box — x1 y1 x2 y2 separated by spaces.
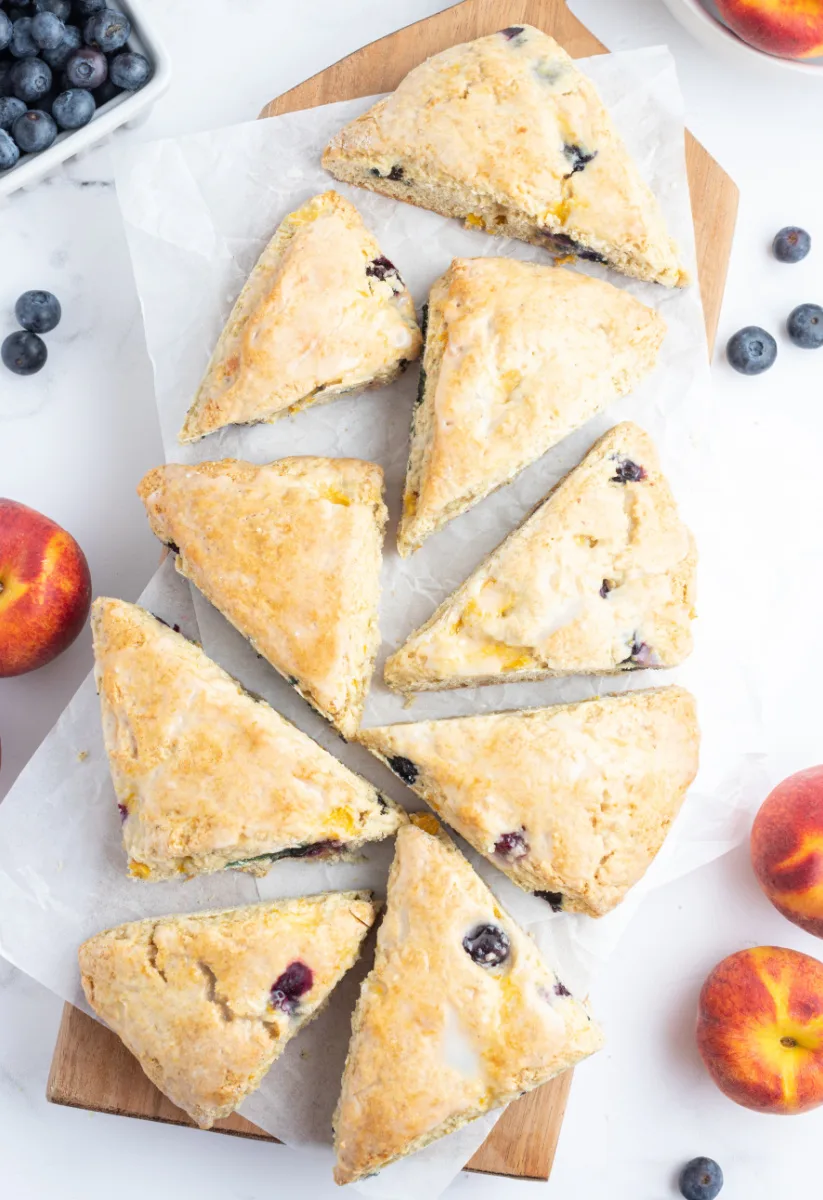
180 191 422 443
137 456 387 737
92 598 405 881
333 820 603 1184
322 28 688 288
359 687 699 917
398 258 666 554
79 892 378 1129
385 423 696 691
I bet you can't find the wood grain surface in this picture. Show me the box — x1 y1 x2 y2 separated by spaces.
47 0 737 1183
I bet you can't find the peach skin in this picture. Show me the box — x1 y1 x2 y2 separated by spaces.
0 499 91 677
716 0 823 59
697 946 823 1114
752 766 823 937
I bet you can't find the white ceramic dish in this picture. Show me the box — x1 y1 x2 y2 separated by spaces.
0 0 171 199
662 0 823 78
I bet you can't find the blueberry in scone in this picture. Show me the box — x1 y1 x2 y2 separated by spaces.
79 892 379 1129
386 422 697 691
179 191 422 443
397 258 666 555
322 26 688 287
358 687 699 918
92 598 405 881
332 818 603 1183
138 456 388 738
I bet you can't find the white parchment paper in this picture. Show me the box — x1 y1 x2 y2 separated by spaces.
0 48 766 1200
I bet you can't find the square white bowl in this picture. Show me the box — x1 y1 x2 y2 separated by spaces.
0 0 171 198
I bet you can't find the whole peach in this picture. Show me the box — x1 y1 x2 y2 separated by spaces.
752 766 823 937
697 946 823 1114
716 0 823 59
0 499 92 677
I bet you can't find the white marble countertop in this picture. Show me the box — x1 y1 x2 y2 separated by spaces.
2 1 823 1196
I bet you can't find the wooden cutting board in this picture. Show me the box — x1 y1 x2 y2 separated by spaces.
46 0 738 1182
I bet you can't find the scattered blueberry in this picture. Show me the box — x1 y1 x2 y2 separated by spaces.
0 127 20 169
0 10 12 52
30 8 64 47
9 15 37 56
535 890 564 911
64 44 106 88
2 330 47 375
83 6 129 52
773 226 811 264
387 755 418 785
52 85 93 128
34 0 71 16
109 50 151 91
787 303 823 349
463 924 510 967
10 56 51 103
494 830 529 859
12 107 56 152
15 290 61 333
41 21 80 68
726 325 777 375
679 1157 723 1200
92 74 121 105
270 961 313 1013
0 94 26 129
611 458 647 484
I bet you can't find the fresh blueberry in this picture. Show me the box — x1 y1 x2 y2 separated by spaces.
109 50 151 90
773 225 811 263
92 74 120 105
7 7 33 22
64 44 106 87
10 56 52 103
611 458 647 484
2 330 47 375
0 10 12 51
9 15 37 55
73 0 106 13
34 0 71 15
787 303 823 349
535 890 564 911
83 6 129 51
31 8 63 46
52 85 93 128
679 1157 723 1200
388 755 418 785
0 127 20 170
0 95 26 130
494 830 529 859
12 107 56 152
726 325 777 375
15 290 61 333
270 961 313 1013
463 924 510 967
0 61 12 98
41 21 80 68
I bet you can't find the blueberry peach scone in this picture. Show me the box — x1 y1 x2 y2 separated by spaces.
79 892 378 1129
180 191 421 443
384 422 696 692
92 598 405 882
322 27 688 288
398 258 666 555
358 687 699 918
138 457 386 739
332 818 603 1184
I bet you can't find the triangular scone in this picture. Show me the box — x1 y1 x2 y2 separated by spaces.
180 191 422 443
322 27 688 288
92 598 405 882
79 892 378 1129
138 457 386 738
359 687 699 917
333 819 603 1183
385 423 696 691
398 259 666 555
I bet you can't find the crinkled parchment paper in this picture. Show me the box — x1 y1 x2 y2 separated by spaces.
0 48 765 1200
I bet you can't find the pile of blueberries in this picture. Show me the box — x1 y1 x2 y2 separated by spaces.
2 288 60 374
727 226 822 375
0 1 151 170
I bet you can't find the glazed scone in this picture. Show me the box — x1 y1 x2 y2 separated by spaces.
92 598 405 882
138 457 386 738
322 27 688 288
359 687 699 917
79 892 378 1129
333 818 603 1184
398 259 666 555
180 191 422 443
385 423 696 692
